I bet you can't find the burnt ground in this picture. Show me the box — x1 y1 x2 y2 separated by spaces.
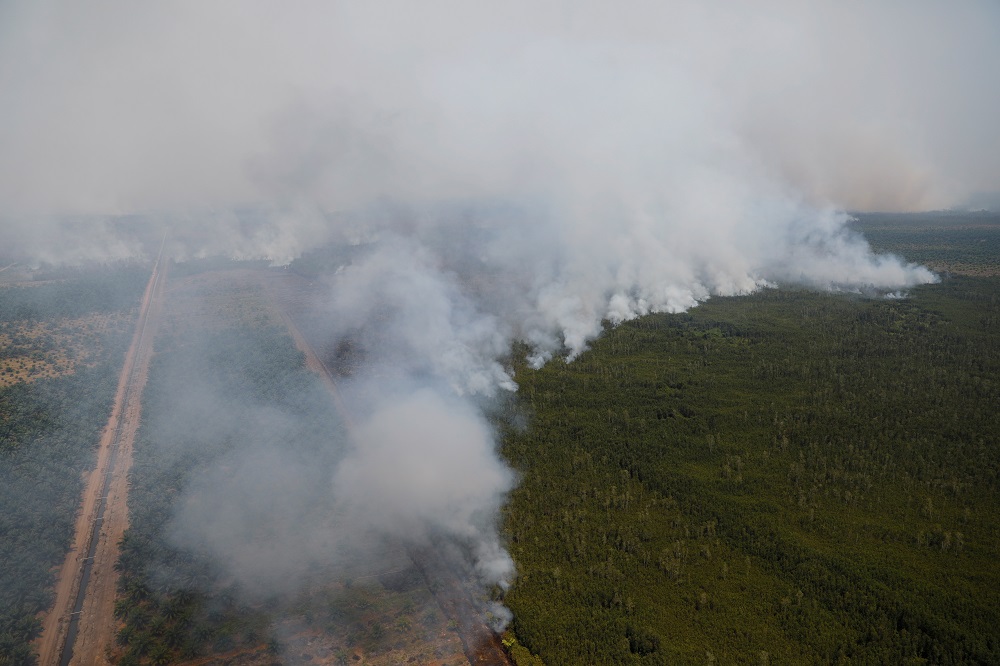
263 270 513 666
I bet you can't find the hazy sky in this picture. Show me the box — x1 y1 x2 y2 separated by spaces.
0 1 997 220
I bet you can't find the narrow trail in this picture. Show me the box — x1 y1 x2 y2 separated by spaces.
262 274 513 666
36 242 168 666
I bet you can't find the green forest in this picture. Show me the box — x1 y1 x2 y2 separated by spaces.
850 210 1000 276
0 266 145 665
499 215 1000 664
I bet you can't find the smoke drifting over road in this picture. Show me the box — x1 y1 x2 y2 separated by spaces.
2 0 993 632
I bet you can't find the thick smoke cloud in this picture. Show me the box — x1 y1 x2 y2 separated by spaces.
322 237 516 394
1 1 998 221
335 388 514 567
1 0 992 630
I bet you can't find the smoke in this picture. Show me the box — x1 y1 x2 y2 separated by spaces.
2 0 991 640
1 1 998 221
321 237 516 394
335 387 514 574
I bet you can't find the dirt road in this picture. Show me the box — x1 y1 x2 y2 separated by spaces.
36 246 167 666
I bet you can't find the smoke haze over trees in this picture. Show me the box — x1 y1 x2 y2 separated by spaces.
1 1 997 652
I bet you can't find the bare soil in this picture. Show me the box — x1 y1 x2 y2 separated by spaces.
0 312 134 387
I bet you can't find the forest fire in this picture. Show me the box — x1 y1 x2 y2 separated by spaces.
1 2 997 664
264 271 513 666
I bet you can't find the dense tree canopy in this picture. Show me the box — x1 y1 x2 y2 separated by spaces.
499 219 1000 664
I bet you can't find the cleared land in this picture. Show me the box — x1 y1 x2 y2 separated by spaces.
108 266 486 665
263 271 512 666
0 313 134 387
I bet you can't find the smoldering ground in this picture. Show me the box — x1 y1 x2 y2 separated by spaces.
2 0 997 651
128 269 517 664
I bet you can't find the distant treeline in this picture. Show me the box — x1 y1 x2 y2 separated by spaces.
0 264 148 322
851 211 1000 274
168 257 273 279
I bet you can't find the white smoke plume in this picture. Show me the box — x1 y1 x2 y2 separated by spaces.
2 0 991 629
335 387 514 569
1 1 997 221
